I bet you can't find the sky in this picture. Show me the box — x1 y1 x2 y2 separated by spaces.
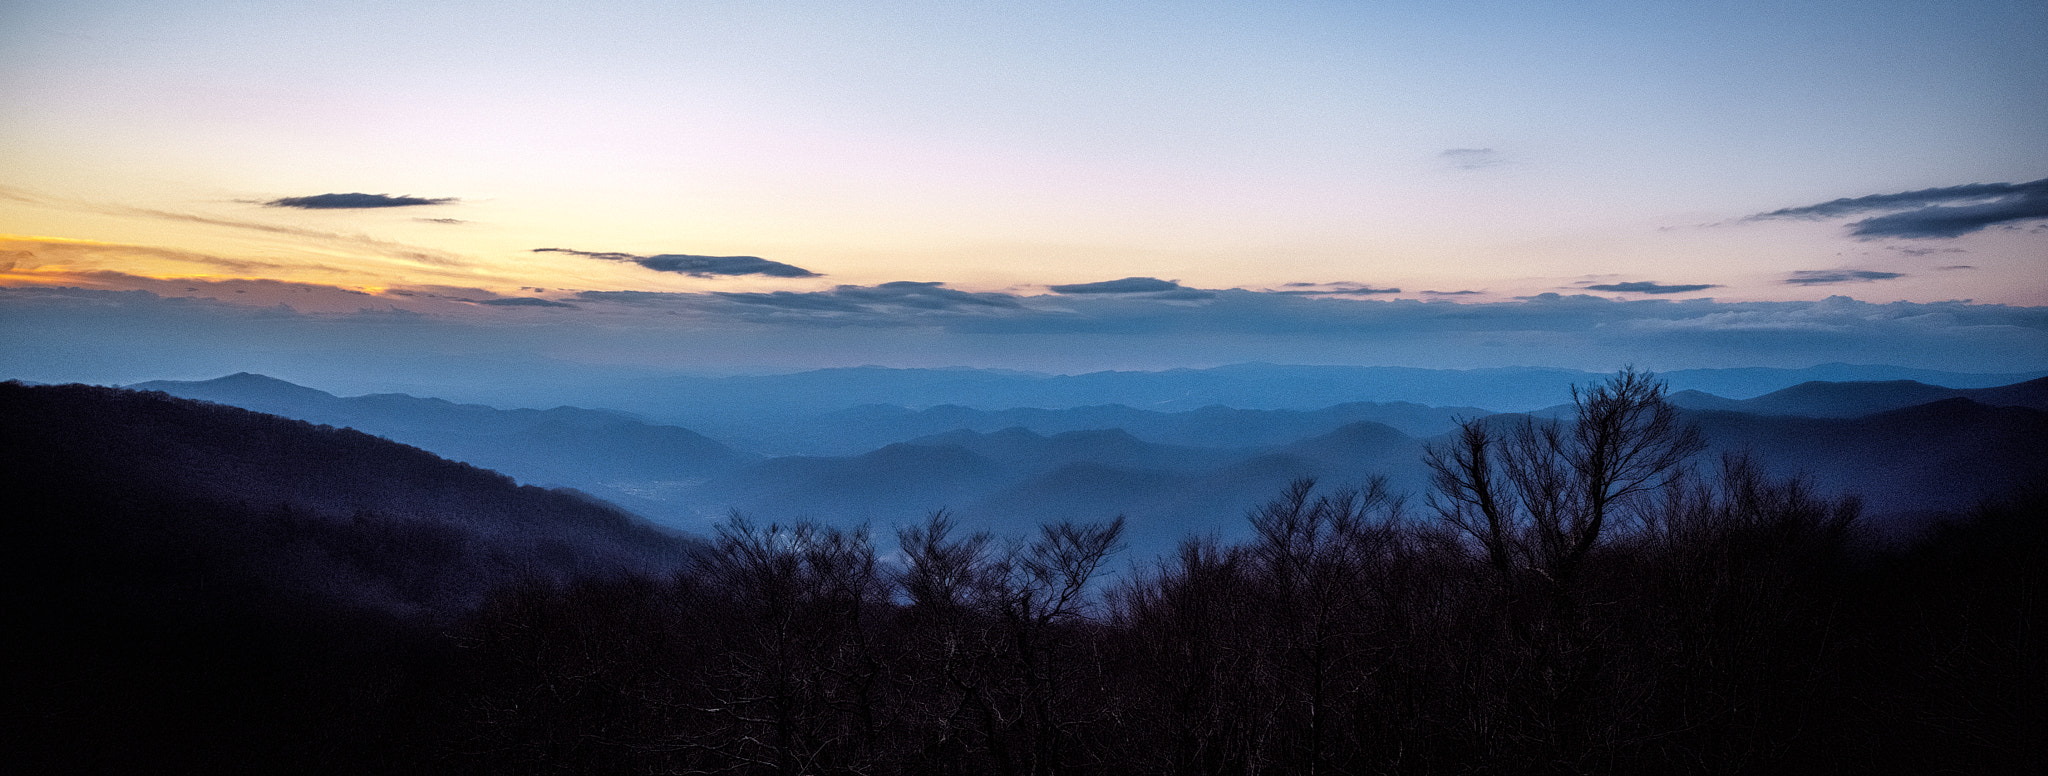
4 1 2046 387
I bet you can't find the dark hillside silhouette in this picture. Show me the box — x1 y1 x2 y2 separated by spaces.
1686 398 2048 529
1 381 699 772
1668 376 2048 417
1968 374 2048 409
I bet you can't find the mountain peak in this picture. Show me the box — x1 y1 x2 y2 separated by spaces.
130 372 339 404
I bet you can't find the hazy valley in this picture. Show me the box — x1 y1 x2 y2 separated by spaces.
127 365 2048 554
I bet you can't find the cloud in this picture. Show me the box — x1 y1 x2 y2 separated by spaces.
122 208 467 267
0 187 471 268
1424 290 1483 296
417 217 467 225
1886 245 1965 256
571 282 1030 325
708 281 1022 316
1275 286 1402 297
1441 148 1505 170
1584 281 1720 294
473 297 577 308
1048 277 1216 300
1050 277 1182 294
0 235 377 280
264 193 457 209
1785 270 1906 285
536 247 820 278
9 283 2045 380
1748 178 2048 239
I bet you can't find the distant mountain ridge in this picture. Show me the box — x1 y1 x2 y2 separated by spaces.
128 372 756 522
564 362 2048 425
103 371 2048 555
1668 377 2048 417
708 399 1491 456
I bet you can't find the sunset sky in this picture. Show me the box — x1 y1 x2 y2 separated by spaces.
4 1 2045 388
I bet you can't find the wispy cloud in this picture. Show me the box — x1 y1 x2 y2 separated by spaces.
1584 281 1719 294
264 193 457 209
473 297 577 308
0 187 470 268
536 247 820 278
706 281 1021 318
1440 148 1505 170
1886 245 1965 257
572 282 1029 325
0 234 360 277
1748 178 2048 239
1785 270 1905 285
127 207 470 267
1274 282 1401 297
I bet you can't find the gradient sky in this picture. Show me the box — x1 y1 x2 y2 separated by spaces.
4 1 2045 384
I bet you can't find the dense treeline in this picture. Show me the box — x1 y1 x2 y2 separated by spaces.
430 477 2042 775
4 376 2043 773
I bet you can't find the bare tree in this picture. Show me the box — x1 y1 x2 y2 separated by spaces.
1426 367 1703 585
1244 476 1404 774
1422 368 1705 769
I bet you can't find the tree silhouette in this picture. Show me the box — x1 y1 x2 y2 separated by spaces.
1426 367 1704 586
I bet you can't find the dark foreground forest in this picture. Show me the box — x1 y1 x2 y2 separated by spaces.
3 377 2043 774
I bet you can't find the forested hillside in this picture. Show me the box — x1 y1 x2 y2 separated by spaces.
3 377 2042 774
1 382 698 771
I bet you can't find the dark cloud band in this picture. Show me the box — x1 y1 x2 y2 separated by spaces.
1050 277 1185 294
1048 277 1216 299
1749 178 2048 239
1585 281 1719 294
265 193 456 209
536 247 820 278
1785 270 1905 285
474 297 577 308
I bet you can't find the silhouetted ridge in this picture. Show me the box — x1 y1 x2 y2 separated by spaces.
2 381 696 621
2 381 704 772
1744 379 1962 417
132 370 343 405
1684 396 2048 524
1966 375 2048 410
1666 376 2048 419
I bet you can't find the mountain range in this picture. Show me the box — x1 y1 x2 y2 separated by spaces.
357 361 2048 426
118 370 2048 556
